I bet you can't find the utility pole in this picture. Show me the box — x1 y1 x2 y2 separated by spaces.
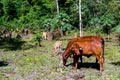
56 0 59 13
79 0 82 36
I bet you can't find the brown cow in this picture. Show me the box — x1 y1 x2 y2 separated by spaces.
71 40 104 71
62 36 104 71
62 36 104 61
53 41 62 55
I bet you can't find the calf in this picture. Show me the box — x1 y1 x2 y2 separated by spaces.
53 41 62 55
62 36 104 71
42 32 47 40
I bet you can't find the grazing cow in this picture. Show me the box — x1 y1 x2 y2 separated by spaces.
71 40 104 71
53 41 62 55
42 32 47 40
62 36 104 71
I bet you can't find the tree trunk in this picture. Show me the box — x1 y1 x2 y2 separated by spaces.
56 0 59 13
79 0 82 37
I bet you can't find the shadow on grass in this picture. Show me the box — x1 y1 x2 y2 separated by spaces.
111 61 120 66
22 44 37 50
0 37 38 51
0 37 26 51
0 61 8 67
66 62 99 70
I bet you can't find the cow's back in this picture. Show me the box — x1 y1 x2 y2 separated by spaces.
62 36 104 57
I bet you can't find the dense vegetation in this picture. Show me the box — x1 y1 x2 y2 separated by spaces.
0 0 120 34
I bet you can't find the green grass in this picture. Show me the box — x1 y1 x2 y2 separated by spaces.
0 32 120 80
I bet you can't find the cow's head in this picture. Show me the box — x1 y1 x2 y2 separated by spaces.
62 47 73 65
62 42 82 66
62 57 67 65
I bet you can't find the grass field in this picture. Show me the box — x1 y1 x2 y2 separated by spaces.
0 32 120 80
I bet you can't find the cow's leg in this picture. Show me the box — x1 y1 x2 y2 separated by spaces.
96 58 98 63
79 48 83 64
80 55 82 65
73 55 79 69
96 55 104 72
100 56 104 71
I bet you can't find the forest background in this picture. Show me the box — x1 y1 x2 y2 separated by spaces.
0 0 120 35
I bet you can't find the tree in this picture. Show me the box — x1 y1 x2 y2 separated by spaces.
79 0 82 36
0 0 119 35
55 0 59 13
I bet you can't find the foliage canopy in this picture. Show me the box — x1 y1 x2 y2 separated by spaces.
0 0 119 33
